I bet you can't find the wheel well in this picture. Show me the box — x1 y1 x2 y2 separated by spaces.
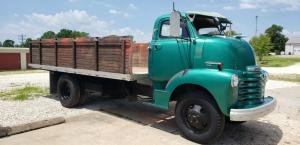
170 84 215 102
49 71 63 94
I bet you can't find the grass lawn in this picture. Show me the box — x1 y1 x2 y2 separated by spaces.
269 74 300 83
259 56 300 67
0 85 49 101
0 69 47 75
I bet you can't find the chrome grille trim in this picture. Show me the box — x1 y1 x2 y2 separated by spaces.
237 68 266 105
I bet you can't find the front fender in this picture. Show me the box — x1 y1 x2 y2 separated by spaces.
166 69 235 115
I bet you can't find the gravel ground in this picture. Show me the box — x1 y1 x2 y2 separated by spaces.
0 97 99 127
0 72 49 91
266 80 300 90
262 63 300 75
0 72 95 127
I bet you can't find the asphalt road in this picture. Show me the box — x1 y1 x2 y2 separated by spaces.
0 86 300 145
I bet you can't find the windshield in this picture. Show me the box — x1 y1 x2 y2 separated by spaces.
188 14 231 36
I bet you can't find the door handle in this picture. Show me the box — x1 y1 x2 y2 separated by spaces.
153 44 162 51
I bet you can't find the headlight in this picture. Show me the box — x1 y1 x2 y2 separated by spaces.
231 74 239 87
261 71 269 82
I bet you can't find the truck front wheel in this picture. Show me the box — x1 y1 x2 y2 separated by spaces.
57 75 81 108
175 92 225 144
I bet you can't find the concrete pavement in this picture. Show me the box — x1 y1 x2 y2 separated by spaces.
0 112 196 145
0 86 300 145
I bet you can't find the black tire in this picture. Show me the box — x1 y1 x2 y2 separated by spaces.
175 91 225 144
57 75 81 108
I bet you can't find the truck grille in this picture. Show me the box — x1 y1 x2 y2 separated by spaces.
236 68 266 107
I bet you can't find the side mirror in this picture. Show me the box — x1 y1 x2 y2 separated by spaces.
170 11 181 37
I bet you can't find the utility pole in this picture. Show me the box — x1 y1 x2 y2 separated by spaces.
173 0 175 11
255 16 258 36
18 34 26 45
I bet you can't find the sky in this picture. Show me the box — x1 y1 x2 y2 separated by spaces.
0 0 300 43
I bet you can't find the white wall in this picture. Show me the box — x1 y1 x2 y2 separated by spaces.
294 44 300 55
285 44 294 55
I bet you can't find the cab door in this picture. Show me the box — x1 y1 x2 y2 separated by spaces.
149 19 191 82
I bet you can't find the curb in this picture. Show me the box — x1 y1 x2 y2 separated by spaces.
0 117 65 138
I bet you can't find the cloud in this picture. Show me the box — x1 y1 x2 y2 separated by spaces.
223 6 235 10
239 0 300 11
0 10 148 42
109 9 130 17
68 0 78 3
108 9 118 14
129 3 138 10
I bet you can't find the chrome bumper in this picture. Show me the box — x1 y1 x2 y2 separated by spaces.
230 97 277 121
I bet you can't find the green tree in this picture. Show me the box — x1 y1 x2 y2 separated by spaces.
16 38 32 48
265 24 289 54
20 38 32 48
25 38 32 47
3 39 15 47
72 30 89 37
14 44 21 47
0 41 2 47
56 29 72 38
56 29 89 38
41 31 56 39
224 30 239 37
250 34 273 61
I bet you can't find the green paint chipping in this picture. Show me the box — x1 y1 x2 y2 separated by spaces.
259 56 300 67
0 85 49 101
270 74 300 83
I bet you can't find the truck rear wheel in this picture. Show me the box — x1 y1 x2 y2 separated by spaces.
175 92 225 144
57 75 81 108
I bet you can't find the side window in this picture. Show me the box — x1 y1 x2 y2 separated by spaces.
160 20 189 38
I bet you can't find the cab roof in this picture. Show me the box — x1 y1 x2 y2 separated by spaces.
157 11 231 23
186 11 227 19
186 11 231 24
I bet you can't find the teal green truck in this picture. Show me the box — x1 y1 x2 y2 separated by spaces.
29 11 277 144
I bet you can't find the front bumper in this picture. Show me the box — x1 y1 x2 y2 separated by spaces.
230 96 277 121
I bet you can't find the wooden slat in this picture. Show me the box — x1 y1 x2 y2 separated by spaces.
30 36 134 74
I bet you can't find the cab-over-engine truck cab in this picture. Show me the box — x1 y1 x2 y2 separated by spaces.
148 11 276 143
44 11 276 144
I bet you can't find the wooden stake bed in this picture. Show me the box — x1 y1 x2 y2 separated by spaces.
29 36 149 82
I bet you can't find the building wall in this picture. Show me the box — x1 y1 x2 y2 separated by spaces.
285 44 294 55
285 44 300 55
0 47 29 70
294 44 300 55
